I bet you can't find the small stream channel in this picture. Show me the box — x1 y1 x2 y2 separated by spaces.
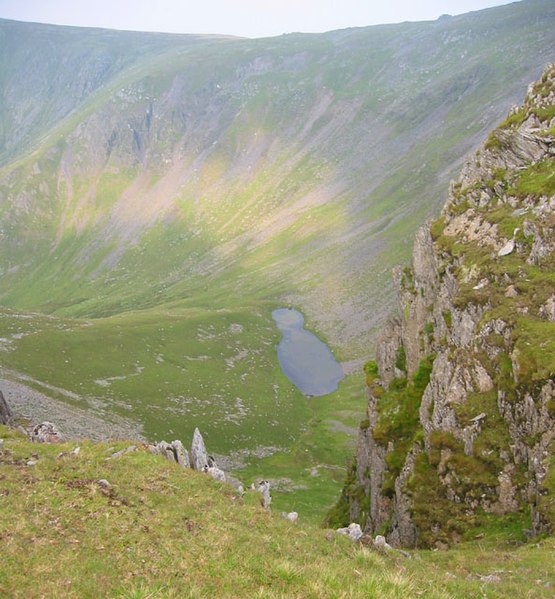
272 308 344 397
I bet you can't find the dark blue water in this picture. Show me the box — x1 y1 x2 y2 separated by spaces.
272 308 344 397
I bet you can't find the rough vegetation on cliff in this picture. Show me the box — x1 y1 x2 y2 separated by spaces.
330 64 555 549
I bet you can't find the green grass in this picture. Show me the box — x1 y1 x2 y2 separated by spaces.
371 356 434 495
509 158 555 198
1 426 553 598
513 318 555 383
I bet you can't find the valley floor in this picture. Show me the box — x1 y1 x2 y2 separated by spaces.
0 305 368 524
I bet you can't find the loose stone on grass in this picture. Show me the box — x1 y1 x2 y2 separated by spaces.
29 421 63 444
282 512 299 523
336 523 363 541
109 445 137 459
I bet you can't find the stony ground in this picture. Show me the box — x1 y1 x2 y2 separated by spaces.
0 372 144 442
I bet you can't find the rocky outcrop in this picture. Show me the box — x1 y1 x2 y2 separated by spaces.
150 440 190 468
332 65 555 548
148 429 252 496
0 390 12 425
190 428 209 472
30 422 63 444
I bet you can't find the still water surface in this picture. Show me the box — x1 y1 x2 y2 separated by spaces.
272 308 344 396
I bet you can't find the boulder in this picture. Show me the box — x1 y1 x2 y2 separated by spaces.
498 239 515 256
190 428 209 471
505 285 518 298
29 422 62 444
374 535 392 551
171 440 190 468
336 523 363 541
282 512 298 523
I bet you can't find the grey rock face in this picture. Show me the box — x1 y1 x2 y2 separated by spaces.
350 393 391 535
342 65 555 547
376 318 403 388
388 449 419 547
190 427 209 471
150 440 190 468
152 440 173 461
171 440 190 468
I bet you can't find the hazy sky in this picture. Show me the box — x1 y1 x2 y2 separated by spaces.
0 0 517 38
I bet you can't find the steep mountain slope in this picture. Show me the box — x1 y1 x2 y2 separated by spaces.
1 1 554 358
1 425 554 598
0 18 229 166
331 64 555 548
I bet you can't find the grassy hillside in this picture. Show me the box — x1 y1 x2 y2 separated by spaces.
1 426 553 598
1 1 554 355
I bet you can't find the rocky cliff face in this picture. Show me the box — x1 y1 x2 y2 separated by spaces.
330 64 555 548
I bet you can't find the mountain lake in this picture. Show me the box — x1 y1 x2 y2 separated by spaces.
272 308 344 396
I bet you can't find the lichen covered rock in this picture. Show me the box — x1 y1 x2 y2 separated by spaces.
190 427 209 471
29 422 63 444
